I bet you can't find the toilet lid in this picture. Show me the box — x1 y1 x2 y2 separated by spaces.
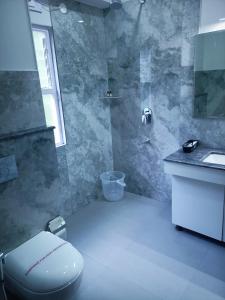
4 231 83 293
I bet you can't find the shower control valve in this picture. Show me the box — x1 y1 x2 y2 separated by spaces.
142 107 152 125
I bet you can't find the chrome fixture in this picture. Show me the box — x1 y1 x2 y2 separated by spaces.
111 0 122 9
139 0 146 4
142 107 152 125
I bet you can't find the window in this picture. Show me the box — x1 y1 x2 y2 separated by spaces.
32 26 66 147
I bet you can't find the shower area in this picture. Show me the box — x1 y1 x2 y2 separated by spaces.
47 0 200 205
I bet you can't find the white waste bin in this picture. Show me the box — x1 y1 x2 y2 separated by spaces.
100 171 126 202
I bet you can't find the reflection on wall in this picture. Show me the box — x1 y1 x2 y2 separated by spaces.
194 70 225 118
194 30 225 118
49 0 113 209
194 30 225 72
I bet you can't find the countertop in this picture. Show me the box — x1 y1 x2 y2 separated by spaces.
164 146 225 171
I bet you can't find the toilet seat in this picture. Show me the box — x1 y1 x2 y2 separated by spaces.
4 231 83 294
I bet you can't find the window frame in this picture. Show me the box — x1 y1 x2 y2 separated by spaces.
32 25 66 148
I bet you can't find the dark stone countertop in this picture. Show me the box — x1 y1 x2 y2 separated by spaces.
164 146 225 171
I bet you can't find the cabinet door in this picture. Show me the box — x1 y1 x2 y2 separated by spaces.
172 176 224 241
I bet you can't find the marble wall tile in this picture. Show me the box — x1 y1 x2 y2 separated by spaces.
50 0 113 208
0 128 69 252
56 145 73 216
181 0 200 67
0 0 115 250
0 68 68 251
105 0 225 202
105 0 183 201
0 71 46 135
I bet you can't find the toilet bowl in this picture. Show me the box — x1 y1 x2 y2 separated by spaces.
4 231 84 300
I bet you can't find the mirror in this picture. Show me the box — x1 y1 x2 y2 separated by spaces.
194 30 225 118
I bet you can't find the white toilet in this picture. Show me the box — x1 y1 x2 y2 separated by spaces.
4 231 84 300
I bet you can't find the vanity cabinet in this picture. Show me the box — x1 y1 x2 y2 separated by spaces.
164 148 225 241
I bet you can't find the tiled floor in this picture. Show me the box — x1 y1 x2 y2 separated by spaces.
4 192 225 299
67 192 225 300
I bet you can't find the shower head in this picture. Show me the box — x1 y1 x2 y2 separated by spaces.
110 0 122 9
139 0 146 4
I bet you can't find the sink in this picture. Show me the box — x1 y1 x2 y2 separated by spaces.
203 153 225 165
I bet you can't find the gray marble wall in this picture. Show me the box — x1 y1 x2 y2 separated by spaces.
0 128 71 252
0 20 70 250
49 0 113 210
0 0 114 251
104 0 225 201
0 71 45 135
0 66 70 251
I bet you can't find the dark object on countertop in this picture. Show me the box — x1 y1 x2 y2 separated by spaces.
182 140 199 153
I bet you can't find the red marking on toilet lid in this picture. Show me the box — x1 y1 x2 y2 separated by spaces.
25 242 68 276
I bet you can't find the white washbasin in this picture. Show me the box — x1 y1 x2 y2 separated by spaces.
203 153 225 165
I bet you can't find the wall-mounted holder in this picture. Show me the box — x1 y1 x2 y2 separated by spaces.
142 108 152 125
100 90 121 100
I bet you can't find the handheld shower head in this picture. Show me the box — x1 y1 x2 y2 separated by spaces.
111 0 122 9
